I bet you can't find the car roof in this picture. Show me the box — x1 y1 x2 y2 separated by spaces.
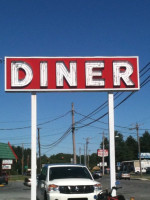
43 163 86 168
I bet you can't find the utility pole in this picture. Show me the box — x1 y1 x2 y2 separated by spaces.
84 144 86 165
130 123 142 177
72 103 76 164
83 137 93 167
79 147 81 164
88 150 91 168
83 137 90 167
136 123 142 177
86 138 89 167
22 143 24 175
38 128 41 172
102 132 105 175
78 143 85 164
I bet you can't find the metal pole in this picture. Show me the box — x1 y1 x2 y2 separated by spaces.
31 92 37 200
88 150 90 169
108 92 116 197
79 147 81 164
84 144 86 166
102 132 105 176
72 103 76 164
38 128 41 173
136 123 142 177
86 138 88 167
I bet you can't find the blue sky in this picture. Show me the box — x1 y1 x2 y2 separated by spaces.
0 0 150 157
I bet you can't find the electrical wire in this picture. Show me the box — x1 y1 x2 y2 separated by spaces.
0 110 71 131
31 63 150 151
74 62 150 125
75 74 150 130
0 62 149 131
41 126 72 151
0 61 150 151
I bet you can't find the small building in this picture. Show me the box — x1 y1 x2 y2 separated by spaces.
0 142 18 173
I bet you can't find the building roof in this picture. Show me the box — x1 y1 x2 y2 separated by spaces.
0 142 18 160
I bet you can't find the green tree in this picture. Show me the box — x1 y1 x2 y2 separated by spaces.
41 154 49 164
11 146 31 175
115 131 126 162
49 153 73 164
125 135 138 160
140 131 150 152
24 148 31 169
89 153 98 169
12 146 23 174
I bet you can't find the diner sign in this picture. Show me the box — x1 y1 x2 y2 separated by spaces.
5 57 139 92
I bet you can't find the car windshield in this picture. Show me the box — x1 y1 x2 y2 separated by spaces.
49 166 92 180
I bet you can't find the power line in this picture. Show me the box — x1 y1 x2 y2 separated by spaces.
0 110 71 131
40 126 72 150
73 62 150 125
75 74 150 130
0 62 149 131
1 61 150 152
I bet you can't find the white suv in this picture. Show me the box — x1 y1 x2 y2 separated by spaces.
37 163 102 200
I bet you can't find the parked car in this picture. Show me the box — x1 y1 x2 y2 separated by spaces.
146 167 150 174
24 177 31 187
0 171 8 185
37 164 102 200
24 174 39 187
116 171 130 180
92 170 102 179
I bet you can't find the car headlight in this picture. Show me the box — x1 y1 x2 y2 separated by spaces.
94 183 102 191
48 184 59 192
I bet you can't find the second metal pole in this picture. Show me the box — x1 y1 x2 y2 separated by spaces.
108 92 116 197
31 92 37 200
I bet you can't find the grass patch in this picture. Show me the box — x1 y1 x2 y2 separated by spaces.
131 173 150 180
9 175 26 181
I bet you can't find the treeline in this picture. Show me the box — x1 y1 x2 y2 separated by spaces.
101 131 150 167
11 131 150 174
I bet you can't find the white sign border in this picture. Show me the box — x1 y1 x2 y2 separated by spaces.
5 56 140 92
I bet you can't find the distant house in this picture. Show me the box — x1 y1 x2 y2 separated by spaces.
0 142 18 172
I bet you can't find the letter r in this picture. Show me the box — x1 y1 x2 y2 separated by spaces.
113 61 134 86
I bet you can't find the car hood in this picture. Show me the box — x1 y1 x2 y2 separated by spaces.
48 178 99 186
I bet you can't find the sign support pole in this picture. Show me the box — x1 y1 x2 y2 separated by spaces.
31 92 37 200
102 132 105 175
108 92 116 197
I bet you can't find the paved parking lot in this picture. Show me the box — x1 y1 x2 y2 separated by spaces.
0 176 150 200
100 175 150 200
0 181 30 200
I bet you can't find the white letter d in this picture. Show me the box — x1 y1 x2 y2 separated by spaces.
11 62 33 87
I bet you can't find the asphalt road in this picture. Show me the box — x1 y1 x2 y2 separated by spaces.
0 180 30 200
0 177 149 200
99 175 150 200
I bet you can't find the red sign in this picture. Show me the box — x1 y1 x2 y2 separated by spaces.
97 149 109 157
5 57 139 92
